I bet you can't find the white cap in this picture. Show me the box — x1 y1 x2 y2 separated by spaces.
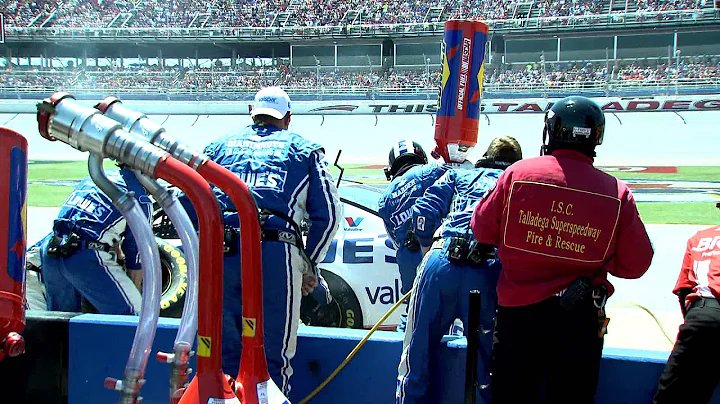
251 86 291 120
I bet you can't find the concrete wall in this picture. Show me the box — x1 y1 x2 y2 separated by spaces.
66 314 720 404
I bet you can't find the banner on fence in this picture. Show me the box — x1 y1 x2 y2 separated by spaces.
1 94 720 115
298 95 720 115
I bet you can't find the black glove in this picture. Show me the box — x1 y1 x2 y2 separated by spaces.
677 288 693 317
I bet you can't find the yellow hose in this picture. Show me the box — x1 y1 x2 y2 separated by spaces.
297 296 678 403
298 290 412 404
610 302 678 347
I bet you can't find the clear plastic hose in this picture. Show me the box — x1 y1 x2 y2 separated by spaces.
121 199 162 375
135 170 199 399
162 200 199 347
162 199 199 399
134 173 199 348
89 154 162 403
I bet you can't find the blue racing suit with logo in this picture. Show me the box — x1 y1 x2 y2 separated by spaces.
396 168 503 404
40 168 152 315
378 162 448 330
199 123 340 394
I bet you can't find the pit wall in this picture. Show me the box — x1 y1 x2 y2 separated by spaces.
64 314 720 404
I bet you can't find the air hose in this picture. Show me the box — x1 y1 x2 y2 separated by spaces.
298 295 679 403
609 303 678 347
298 290 412 404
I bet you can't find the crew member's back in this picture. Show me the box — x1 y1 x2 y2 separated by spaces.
483 150 652 306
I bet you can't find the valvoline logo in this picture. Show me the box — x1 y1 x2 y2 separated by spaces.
7 147 27 283
345 217 364 227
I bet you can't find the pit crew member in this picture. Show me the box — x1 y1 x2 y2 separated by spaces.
39 166 152 314
471 96 654 404
654 213 720 404
378 140 448 332
396 136 523 404
197 86 340 394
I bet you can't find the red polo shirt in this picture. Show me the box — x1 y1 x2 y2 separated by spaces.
674 226 720 306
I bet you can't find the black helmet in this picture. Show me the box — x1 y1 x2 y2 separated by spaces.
542 96 605 157
384 140 428 181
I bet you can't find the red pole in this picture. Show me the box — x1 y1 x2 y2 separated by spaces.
0 127 27 363
34 93 241 403
198 161 269 403
93 97 269 403
154 156 237 403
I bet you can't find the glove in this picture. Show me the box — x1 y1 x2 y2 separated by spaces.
677 288 693 317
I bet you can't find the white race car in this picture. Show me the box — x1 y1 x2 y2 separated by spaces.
299 180 403 330
151 179 403 330
27 164 403 330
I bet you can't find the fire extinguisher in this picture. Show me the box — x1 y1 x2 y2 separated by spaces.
0 127 28 362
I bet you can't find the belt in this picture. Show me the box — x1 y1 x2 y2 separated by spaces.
262 229 316 275
263 229 302 249
54 231 114 252
690 297 720 310
84 240 113 253
430 238 446 250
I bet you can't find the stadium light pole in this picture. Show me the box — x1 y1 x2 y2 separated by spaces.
423 53 430 85
675 49 681 95
313 55 320 87
540 51 547 99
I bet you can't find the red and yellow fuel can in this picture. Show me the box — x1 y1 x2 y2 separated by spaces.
434 19 489 164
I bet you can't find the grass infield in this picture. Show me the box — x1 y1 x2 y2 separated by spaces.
27 161 720 225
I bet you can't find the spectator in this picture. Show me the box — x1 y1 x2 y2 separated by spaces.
1 58 719 94
0 0 707 28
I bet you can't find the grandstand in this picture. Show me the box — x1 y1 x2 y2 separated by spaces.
1 0 718 29
0 0 719 100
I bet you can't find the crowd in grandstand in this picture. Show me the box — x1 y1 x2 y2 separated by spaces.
0 0 714 28
2 58 718 93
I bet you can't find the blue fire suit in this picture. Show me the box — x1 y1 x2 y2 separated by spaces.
200 123 340 394
378 162 448 331
40 168 152 314
397 168 503 404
